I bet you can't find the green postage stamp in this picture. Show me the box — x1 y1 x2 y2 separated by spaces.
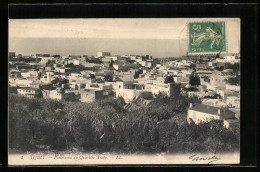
188 21 226 53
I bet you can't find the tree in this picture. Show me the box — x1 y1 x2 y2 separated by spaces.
9 94 239 153
189 73 201 86
28 100 42 140
229 63 240 76
104 75 113 82
204 93 222 99
28 100 42 118
139 91 154 100
134 68 143 79
215 66 224 71
164 75 175 84
89 74 95 79
154 91 168 99
114 96 126 107
225 77 240 85
52 78 69 87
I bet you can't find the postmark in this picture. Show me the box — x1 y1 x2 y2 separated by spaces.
188 21 226 53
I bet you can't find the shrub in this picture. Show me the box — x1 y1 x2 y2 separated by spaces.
104 75 113 82
139 91 154 100
189 73 201 86
225 77 240 85
8 94 239 154
164 75 175 84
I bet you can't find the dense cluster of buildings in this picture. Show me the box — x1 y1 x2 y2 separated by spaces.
8 51 240 129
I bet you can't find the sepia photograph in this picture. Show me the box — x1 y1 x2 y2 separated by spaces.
8 18 240 165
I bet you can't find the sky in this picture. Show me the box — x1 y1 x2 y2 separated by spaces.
9 18 191 39
9 18 240 57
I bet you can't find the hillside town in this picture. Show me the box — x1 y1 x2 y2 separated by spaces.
8 51 240 129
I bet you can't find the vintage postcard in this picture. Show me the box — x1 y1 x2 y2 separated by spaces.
8 18 240 165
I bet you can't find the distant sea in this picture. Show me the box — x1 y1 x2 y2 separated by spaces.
9 38 187 58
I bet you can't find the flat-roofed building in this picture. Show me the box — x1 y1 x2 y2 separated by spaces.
17 87 42 98
187 103 236 126
80 89 104 103
97 52 111 57
42 89 76 101
145 83 181 97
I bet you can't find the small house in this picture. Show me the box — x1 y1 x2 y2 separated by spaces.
187 103 236 126
17 87 42 98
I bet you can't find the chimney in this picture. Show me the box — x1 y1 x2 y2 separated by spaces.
189 103 193 108
218 109 221 114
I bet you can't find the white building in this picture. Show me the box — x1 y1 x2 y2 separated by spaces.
17 87 42 98
187 103 236 125
226 96 240 108
216 55 240 63
225 84 240 91
42 89 75 101
55 67 70 73
73 59 80 65
21 72 31 78
39 56 54 63
40 74 52 84
80 89 104 103
11 78 36 87
115 83 145 103
202 98 227 108
97 52 111 57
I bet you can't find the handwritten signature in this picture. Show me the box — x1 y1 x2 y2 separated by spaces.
189 154 221 164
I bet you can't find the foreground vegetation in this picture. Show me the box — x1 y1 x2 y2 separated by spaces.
9 94 239 154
